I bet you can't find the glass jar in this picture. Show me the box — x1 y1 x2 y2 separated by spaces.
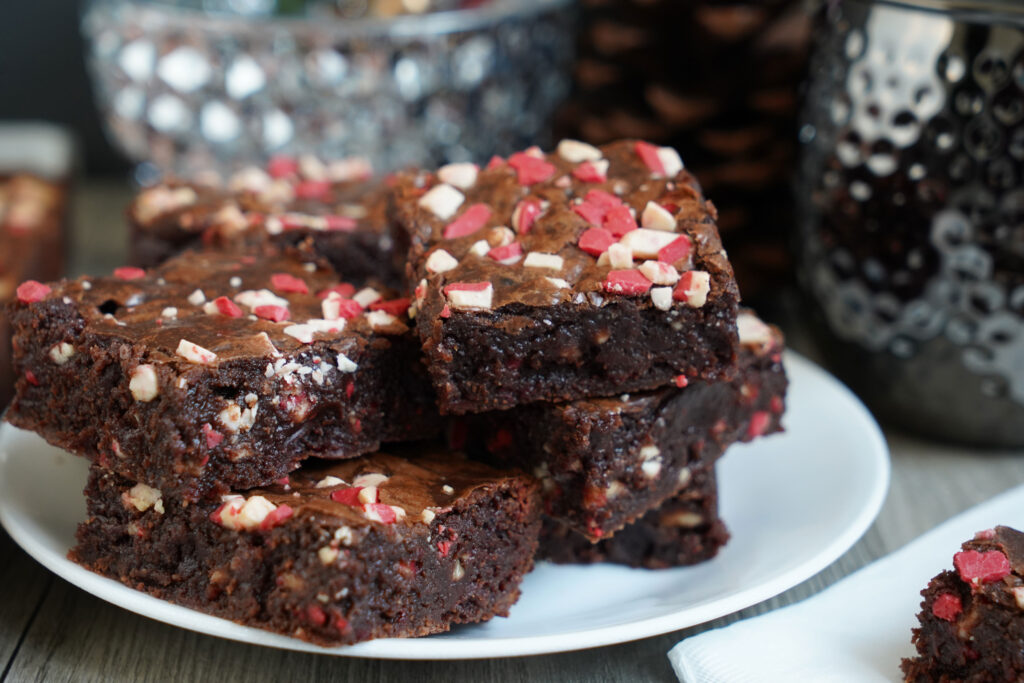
797 0 1024 446
81 0 575 178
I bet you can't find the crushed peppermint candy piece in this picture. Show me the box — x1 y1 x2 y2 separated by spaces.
578 228 616 256
419 183 464 220
641 202 677 231
658 235 692 265
235 289 289 310
16 280 50 303
212 296 243 318
176 339 218 364
523 252 564 271
508 152 556 185
487 242 523 265
604 269 653 296
635 141 684 178
253 305 290 322
426 249 460 274
114 266 146 281
337 353 358 372
443 203 492 240
607 243 634 269
638 260 680 286
270 273 308 294
352 287 381 309
368 298 411 317
673 271 711 307
572 160 608 183
444 282 493 310
557 139 602 163
620 228 682 259
546 277 570 288
512 199 544 235
129 364 159 402
322 294 362 320
187 289 206 306
954 549 1011 585
283 319 345 343
437 162 479 189
267 155 299 178
650 286 673 311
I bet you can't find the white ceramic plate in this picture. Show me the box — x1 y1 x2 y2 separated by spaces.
0 351 889 659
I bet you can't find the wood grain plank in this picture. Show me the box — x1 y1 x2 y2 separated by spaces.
0 531 52 677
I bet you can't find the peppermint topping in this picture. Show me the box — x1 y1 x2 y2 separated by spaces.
557 139 602 163
419 183 464 220
437 162 479 189
508 152 556 185
523 252 564 271
443 204 492 239
641 202 677 231
114 266 146 281
620 228 682 259
270 273 308 295
444 282 494 310
129 364 159 402
604 270 652 296
176 339 217 364
426 249 460 274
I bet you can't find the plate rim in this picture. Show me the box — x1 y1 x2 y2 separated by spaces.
0 350 890 659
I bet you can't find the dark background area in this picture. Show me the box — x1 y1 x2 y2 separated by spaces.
1 0 128 174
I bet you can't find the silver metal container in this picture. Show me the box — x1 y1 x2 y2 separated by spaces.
797 0 1024 446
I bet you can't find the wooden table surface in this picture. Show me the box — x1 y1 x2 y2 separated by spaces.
3 180 1024 683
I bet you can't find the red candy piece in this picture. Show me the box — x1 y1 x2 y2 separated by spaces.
369 298 411 317
514 199 543 234
270 273 308 294
114 266 146 281
329 487 365 506
573 161 606 183
508 152 556 185
747 411 771 439
954 549 1011 585
438 540 452 557
603 269 653 296
16 280 50 303
253 304 290 322
443 203 492 239
674 375 689 388
267 155 298 178
24 370 39 386
280 215 307 231
334 298 365 319
213 296 243 318
486 155 505 170
318 283 356 299
202 423 223 449
658 235 692 265
364 503 397 524
294 180 330 200
602 205 638 237
260 504 294 530
635 140 665 175
324 215 357 232
444 281 490 294
573 201 606 227
578 228 615 256
487 242 523 263
931 593 963 622
306 604 327 627
585 190 623 210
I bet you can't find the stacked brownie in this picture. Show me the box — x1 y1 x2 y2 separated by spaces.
5 139 787 646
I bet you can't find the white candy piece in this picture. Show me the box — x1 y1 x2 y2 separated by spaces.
557 139 602 163
357 486 379 504
657 146 684 177
650 286 673 311
437 162 479 189
299 154 327 181
523 252 564 271
175 339 217 364
48 342 74 365
337 353 358 373
418 183 464 220
489 226 515 248
187 289 206 306
426 249 460 274
737 311 774 347
315 475 345 488
129 364 159 402
229 166 272 193
283 319 345 344
234 289 289 310
365 310 398 329
318 546 339 565
212 204 248 236
235 496 277 530
468 239 490 257
641 201 677 231
446 283 493 310
327 157 372 183
619 228 680 259
678 271 711 308
321 293 345 321
638 260 680 285
546 277 571 289
607 243 634 269
352 287 381 309
124 483 164 513
160 306 178 319
353 473 389 488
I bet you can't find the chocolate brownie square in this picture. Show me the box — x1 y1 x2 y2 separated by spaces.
71 446 540 646
392 139 741 414
540 465 729 569
129 156 399 286
457 310 785 540
902 526 1024 682
5 247 437 500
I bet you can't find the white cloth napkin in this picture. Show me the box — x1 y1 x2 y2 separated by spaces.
669 482 1024 683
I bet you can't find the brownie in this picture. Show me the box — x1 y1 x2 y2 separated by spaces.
902 526 1024 682
391 138 741 414
71 447 541 646
5 247 437 500
1 174 69 407
457 310 785 540
540 465 729 569
129 156 399 286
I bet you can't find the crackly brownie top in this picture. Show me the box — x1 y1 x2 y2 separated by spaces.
122 449 531 533
928 526 1024 621
393 139 738 318
129 154 385 240
12 247 411 363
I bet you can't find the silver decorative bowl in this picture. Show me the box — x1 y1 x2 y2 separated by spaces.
797 0 1024 446
82 0 576 178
